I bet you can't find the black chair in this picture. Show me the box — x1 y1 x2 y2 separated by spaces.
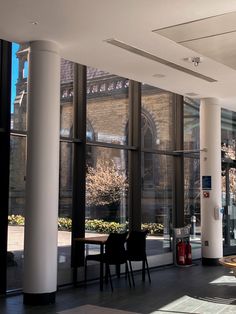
85 232 131 291
126 230 151 286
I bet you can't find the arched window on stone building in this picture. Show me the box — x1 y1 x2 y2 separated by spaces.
141 110 159 189
126 110 159 189
141 111 157 149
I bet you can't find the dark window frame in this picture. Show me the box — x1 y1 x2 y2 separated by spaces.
0 40 12 295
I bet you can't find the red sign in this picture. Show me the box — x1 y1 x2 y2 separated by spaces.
203 191 210 198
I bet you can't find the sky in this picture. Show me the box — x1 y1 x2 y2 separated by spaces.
11 42 19 112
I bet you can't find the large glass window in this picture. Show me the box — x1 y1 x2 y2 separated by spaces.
86 146 128 226
141 84 174 150
60 59 74 138
84 146 128 280
84 67 130 280
184 157 200 228
7 135 26 290
184 99 200 234
11 43 28 132
7 49 190 290
184 98 199 151
7 42 28 290
87 67 129 145
57 142 73 285
141 84 174 266
141 153 173 259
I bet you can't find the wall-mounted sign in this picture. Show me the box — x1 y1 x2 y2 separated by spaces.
202 176 212 190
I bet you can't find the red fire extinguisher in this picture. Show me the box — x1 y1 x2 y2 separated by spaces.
185 240 192 265
177 240 186 265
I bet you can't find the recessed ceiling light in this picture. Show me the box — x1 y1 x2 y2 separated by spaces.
185 92 199 97
29 21 39 26
152 73 165 78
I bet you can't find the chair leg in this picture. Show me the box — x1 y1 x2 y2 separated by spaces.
116 264 121 278
125 262 132 288
73 267 77 287
129 260 135 287
125 263 128 279
142 260 145 282
145 257 151 283
84 259 87 286
105 263 109 284
107 264 113 292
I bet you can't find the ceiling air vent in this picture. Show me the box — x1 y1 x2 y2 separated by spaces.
105 38 217 83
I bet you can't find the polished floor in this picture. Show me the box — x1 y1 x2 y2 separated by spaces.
8 227 191 290
1 260 236 314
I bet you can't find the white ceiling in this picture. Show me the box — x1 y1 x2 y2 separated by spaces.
2 0 236 110
154 11 236 71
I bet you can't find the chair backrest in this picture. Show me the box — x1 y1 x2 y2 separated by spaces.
105 232 128 264
126 230 148 260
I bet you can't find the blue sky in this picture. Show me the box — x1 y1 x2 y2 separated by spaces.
11 43 19 112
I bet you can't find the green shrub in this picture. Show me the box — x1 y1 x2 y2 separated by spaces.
58 217 72 231
85 219 128 233
141 222 164 235
8 215 25 226
8 215 164 235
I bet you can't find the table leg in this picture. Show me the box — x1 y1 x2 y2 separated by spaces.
100 243 104 291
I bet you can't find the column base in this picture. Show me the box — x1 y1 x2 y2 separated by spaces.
23 292 56 305
202 257 220 266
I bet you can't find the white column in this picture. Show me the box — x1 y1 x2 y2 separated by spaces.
200 98 223 265
23 41 60 305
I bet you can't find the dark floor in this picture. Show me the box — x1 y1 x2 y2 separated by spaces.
1 261 236 314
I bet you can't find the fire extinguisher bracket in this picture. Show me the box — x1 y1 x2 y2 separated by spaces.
173 225 193 267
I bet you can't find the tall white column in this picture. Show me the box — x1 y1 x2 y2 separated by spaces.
200 98 223 265
23 41 60 305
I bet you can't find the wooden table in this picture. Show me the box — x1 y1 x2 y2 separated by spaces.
74 235 108 290
219 255 236 276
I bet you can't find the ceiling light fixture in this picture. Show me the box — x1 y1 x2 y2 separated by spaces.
183 57 203 67
185 92 199 97
191 57 202 67
152 73 165 78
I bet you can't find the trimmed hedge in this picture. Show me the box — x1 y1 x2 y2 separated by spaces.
85 219 128 233
8 215 164 235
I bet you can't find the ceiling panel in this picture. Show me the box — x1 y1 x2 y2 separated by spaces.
182 32 236 70
154 10 236 71
153 11 236 43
